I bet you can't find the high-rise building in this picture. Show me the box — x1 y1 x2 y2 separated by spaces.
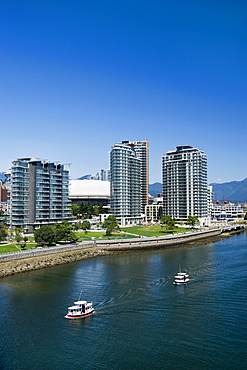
110 140 149 225
78 169 110 182
129 141 149 212
162 146 209 225
100 169 111 182
10 158 71 232
0 184 8 202
0 183 9 213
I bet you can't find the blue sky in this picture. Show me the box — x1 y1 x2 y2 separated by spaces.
1 0 246 184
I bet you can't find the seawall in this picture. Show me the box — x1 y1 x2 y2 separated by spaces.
95 228 222 251
0 248 114 278
0 227 244 278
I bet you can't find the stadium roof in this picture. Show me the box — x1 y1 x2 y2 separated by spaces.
69 179 110 199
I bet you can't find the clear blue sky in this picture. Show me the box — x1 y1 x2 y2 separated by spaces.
1 0 246 184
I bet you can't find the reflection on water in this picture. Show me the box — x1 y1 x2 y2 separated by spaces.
0 232 247 369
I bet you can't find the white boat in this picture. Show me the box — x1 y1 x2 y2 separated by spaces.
173 272 190 285
65 300 95 319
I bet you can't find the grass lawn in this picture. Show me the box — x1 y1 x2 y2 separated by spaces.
78 226 191 240
121 225 190 237
77 231 137 241
0 226 191 254
0 243 38 254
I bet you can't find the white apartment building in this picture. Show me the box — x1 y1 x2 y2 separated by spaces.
129 141 149 213
162 146 209 225
100 169 111 182
10 158 70 232
110 141 148 226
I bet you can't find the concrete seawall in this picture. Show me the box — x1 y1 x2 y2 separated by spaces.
0 248 114 278
0 227 243 278
95 229 222 251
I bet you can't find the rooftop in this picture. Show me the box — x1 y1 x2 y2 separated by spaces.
69 179 110 198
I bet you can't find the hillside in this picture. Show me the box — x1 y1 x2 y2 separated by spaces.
0 172 6 183
149 178 247 201
149 182 162 197
210 178 247 202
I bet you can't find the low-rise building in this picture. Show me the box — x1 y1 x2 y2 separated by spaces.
211 201 245 220
145 204 163 224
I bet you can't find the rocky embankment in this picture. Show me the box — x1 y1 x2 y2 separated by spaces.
0 227 245 278
0 248 114 278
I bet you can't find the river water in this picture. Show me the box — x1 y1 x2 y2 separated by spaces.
0 232 247 369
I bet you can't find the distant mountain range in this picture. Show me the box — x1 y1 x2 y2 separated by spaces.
210 178 247 202
149 178 247 201
149 182 162 197
77 175 91 180
0 172 6 183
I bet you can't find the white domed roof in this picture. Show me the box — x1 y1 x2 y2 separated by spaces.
69 180 110 198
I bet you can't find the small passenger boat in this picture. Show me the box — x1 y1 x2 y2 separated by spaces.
173 272 190 285
65 300 95 319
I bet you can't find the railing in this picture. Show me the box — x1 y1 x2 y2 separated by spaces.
95 229 222 247
1 227 243 263
0 242 94 262
221 225 245 233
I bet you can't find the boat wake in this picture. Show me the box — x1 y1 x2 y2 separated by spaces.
95 275 171 309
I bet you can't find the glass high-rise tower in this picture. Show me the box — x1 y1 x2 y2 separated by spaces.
110 141 149 226
10 158 70 232
162 146 208 223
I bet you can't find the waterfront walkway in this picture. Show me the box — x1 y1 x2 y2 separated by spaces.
0 225 245 278
0 225 245 263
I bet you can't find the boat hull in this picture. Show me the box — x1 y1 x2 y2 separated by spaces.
173 280 189 285
65 309 95 319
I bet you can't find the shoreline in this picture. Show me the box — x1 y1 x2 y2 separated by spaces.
0 228 245 278
0 248 116 278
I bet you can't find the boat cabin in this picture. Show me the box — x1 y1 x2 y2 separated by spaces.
67 301 93 315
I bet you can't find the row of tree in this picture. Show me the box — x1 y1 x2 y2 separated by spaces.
0 227 8 242
71 204 107 219
160 215 199 228
34 221 81 245
34 216 119 245
0 211 8 242
0 215 120 246
0 226 29 249
34 216 120 245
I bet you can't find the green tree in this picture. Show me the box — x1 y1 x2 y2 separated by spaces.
76 203 108 218
93 205 100 216
34 225 56 246
34 223 78 245
54 221 78 242
160 216 176 229
97 204 108 215
0 228 8 242
14 228 23 245
187 215 199 227
71 204 81 219
20 236 29 250
73 222 80 231
81 220 91 235
87 204 94 218
0 210 7 227
102 215 119 236
244 212 247 220
79 204 88 217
